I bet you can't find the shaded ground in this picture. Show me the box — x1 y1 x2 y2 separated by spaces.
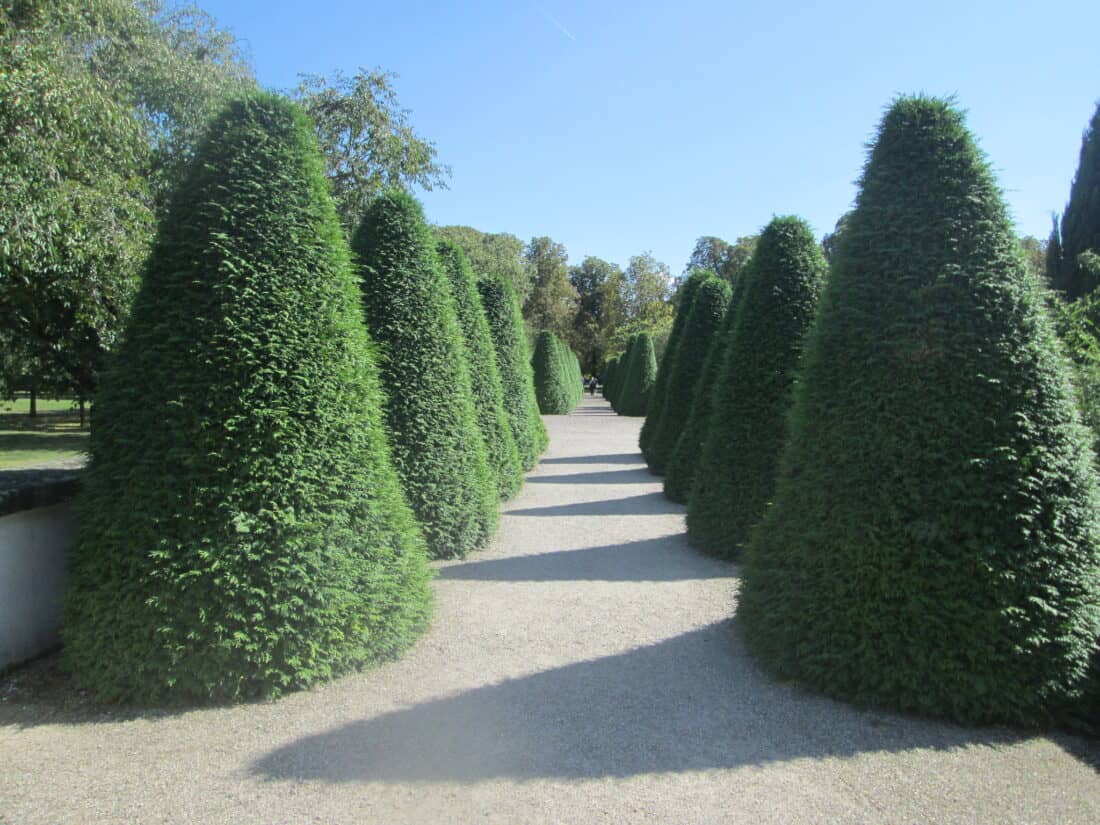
1 396 1097 824
0 408 88 470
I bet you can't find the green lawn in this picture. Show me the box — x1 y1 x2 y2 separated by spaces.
0 401 89 469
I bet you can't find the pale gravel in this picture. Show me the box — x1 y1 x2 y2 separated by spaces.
1 395 1098 824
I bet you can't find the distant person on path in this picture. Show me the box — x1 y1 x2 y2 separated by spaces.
588 376 598 396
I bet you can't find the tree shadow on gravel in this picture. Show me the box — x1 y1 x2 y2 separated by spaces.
506 492 682 517
436 537 730 582
539 453 642 466
526 469 651 485
251 620 1099 783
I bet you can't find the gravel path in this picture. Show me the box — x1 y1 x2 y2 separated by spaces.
2 395 1098 823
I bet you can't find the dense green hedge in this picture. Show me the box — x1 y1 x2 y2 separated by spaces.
617 332 657 416
63 93 432 704
686 216 824 554
601 355 620 400
640 270 712 459
1054 101 1100 299
437 240 523 500
478 272 548 469
352 192 498 559
532 330 574 414
664 294 741 503
645 275 731 475
739 96 1100 726
610 335 636 412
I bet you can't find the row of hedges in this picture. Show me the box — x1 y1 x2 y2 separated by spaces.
607 333 656 416
62 93 546 704
532 330 583 414
638 95 1100 729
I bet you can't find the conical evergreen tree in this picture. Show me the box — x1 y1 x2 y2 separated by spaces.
601 355 620 399
532 330 573 414
618 332 658 416
437 240 523 500
352 193 498 559
478 272 548 469
740 96 1100 725
1059 102 1100 299
640 270 712 457
664 287 742 503
63 94 432 704
1046 213 1063 288
611 335 637 412
646 276 731 475
686 216 824 554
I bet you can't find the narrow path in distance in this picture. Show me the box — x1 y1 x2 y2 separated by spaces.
1 395 1097 824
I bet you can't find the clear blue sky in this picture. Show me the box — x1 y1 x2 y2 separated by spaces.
201 0 1099 274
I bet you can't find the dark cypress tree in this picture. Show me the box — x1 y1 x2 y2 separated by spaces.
739 96 1100 726
686 216 824 554
533 330 573 414
352 192 498 559
640 270 712 457
664 287 742 504
601 355 620 399
1046 214 1063 288
645 276 731 475
63 94 432 704
618 332 658 416
478 272 548 469
610 335 637 412
1059 102 1100 299
437 240 524 500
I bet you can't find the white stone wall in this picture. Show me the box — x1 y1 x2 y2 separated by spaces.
0 503 75 670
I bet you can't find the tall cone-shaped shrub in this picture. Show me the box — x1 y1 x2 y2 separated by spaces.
646 275 731 475
63 94 432 704
533 330 573 414
602 355 620 399
478 272 548 469
664 292 743 503
611 335 637 412
687 216 824 553
437 241 523 500
352 193 498 559
640 270 712 457
1057 102 1100 299
739 96 1100 726
618 332 658 416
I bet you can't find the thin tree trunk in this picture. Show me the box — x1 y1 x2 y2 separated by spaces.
29 385 37 417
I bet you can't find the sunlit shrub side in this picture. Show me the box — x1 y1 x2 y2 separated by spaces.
686 217 824 553
639 270 712 459
610 334 638 413
618 332 658 417
478 272 549 469
437 240 523 500
353 192 498 559
63 94 433 704
532 330 573 414
647 275 731 476
1054 101 1100 299
739 97 1100 725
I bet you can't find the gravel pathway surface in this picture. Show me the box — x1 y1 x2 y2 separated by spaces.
2 395 1098 823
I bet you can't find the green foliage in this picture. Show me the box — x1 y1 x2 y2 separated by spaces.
63 93 432 704
437 240 523 500
640 270 711 460
478 272 549 469
645 275 731 476
684 235 758 286
617 332 658 417
523 236 579 344
1057 101 1100 299
434 225 529 305
295 69 450 235
609 335 636 412
353 192 497 559
569 255 622 373
739 96 1100 726
601 355 620 400
686 216 824 553
532 330 574 414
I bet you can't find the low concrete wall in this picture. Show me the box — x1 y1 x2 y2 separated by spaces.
0 502 76 671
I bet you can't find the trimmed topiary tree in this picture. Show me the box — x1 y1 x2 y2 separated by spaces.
645 275 731 475
437 240 524 500
664 293 742 503
617 332 658 416
352 192 498 559
610 335 637 413
640 269 713 457
686 216 824 552
63 93 433 704
739 96 1100 726
533 330 573 414
602 355 620 400
478 272 548 469
1056 101 1100 299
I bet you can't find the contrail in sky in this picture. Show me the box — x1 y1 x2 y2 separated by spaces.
532 3 577 41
